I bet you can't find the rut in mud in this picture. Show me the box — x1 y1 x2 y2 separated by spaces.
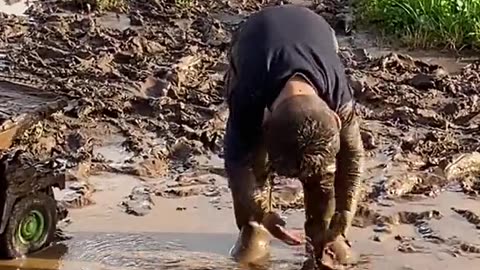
1 0 480 269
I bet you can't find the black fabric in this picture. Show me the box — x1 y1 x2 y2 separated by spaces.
225 4 353 165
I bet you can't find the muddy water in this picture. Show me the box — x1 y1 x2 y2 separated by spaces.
1 171 306 270
336 34 479 74
96 12 136 31
2 150 480 270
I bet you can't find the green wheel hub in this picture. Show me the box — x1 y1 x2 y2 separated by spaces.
16 210 46 245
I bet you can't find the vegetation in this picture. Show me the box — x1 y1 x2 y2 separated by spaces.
354 0 480 50
175 0 194 10
69 0 127 12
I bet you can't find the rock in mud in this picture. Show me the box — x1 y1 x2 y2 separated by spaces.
156 185 204 198
56 200 70 221
65 161 92 181
360 130 376 150
120 184 154 216
458 242 480 254
120 156 169 178
460 176 480 196
444 152 480 181
169 137 204 161
58 181 95 208
394 210 442 224
378 174 422 198
397 241 426 254
55 212 74 241
353 203 442 231
154 173 223 200
414 221 444 244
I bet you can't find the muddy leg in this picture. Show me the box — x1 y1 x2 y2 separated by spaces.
224 116 273 264
301 170 336 268
224 36 268 229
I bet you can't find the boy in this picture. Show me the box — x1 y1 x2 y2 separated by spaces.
223 4 364 269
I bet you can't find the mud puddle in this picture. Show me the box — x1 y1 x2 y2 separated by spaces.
337 34 479 74
4 169 480 270
0 0 135 35
367 48 477 74
0 0 33 16
95 12 132 31
2 172 307 270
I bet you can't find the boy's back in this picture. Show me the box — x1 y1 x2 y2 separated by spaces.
230 5 350 112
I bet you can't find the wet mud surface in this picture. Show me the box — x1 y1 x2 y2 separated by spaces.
1 0 480 269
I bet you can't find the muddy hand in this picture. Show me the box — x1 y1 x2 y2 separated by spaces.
319 235 354 270
229 221 272 264
262 212 304 246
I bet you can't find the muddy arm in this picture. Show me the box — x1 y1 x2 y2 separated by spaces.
224 101 268 229
331 102 364 237
224 28 273 231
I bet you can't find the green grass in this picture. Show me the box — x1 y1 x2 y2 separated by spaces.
354 0 480 51
175 0 194 9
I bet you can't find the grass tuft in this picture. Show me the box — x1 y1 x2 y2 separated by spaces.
354 0 480 51
174 0 194 10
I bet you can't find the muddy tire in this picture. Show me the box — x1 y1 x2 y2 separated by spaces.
0 193 57 258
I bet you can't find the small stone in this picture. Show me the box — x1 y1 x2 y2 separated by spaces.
55 228 73 241
120 185 154 216
360 130 377 150
373 224 392 234
59 181 94 208
347 74 363 94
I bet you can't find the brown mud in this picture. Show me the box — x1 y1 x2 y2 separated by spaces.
1 0 480 269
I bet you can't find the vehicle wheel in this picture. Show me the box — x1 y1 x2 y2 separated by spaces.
0 193 57 258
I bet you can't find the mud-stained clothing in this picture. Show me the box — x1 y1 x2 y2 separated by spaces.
223 4 364 266
224 5 352 163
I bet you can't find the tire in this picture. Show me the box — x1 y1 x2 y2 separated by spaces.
0 193 57 258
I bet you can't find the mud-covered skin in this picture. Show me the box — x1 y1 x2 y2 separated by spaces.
229 221 272 264
223 8 364 267
329 102 364 238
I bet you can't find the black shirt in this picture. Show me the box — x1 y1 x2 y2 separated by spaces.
225 4 353 164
